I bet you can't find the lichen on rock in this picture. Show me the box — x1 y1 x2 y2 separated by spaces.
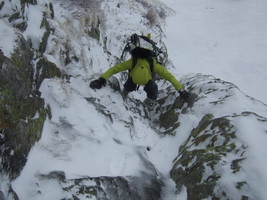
0 33 60 179
170 113 248 199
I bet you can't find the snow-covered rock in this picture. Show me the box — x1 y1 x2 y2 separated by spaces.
1 0 267 200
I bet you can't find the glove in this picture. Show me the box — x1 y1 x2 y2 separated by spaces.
90 77 106 89
179 89 191 103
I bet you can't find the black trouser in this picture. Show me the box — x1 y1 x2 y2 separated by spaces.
123 77 158 99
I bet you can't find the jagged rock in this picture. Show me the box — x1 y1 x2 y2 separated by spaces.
147 89 185 135
49 3 54 19
0 35 40 178
32 166 163 200
87 26 101 41
0 34 60 179
169 75 267 200
8 12 27 32
39 16 51 54
35 57 61 89
170 114 241 199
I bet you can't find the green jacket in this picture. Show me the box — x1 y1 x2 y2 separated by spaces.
101 58 184 91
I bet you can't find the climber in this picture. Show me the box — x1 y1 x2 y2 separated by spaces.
90 33 191 106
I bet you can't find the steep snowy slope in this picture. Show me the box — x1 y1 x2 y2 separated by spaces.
163 0 267 104
1 0 267 200
1 0 179 199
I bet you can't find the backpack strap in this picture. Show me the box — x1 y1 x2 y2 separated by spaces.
146 56 154 73
132 56 138 70
131 56 154 73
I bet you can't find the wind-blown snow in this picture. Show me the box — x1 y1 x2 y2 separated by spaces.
0 20 17 57
163 0 267 104
22 4 45 50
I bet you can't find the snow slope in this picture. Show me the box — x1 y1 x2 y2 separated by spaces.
1 0 181 199
162 0 267 104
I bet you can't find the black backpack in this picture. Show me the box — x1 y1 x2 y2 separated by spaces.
120 33 163 74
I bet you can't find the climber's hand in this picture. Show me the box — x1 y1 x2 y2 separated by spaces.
90 77 106 89
179 89 192 103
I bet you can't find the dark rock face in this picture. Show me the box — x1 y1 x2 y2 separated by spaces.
0 36 42 179
0 33 61 180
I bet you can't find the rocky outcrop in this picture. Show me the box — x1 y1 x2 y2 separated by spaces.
36 166 163 200
1 35 41 179
169 74 267 200
170 114 246 199
0 0 61 180
0 33 61 179
93 74 265 200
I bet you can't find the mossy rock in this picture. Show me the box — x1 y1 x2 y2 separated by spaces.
39 16 51 54
87 27 100 41
159 108 180 134
0 35 60 179
49 3 54 19
171 114 247 200
0 86 47 179
35 58 61 89
20 0 37 13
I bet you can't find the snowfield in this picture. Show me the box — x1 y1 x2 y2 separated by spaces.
163 0 267 104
